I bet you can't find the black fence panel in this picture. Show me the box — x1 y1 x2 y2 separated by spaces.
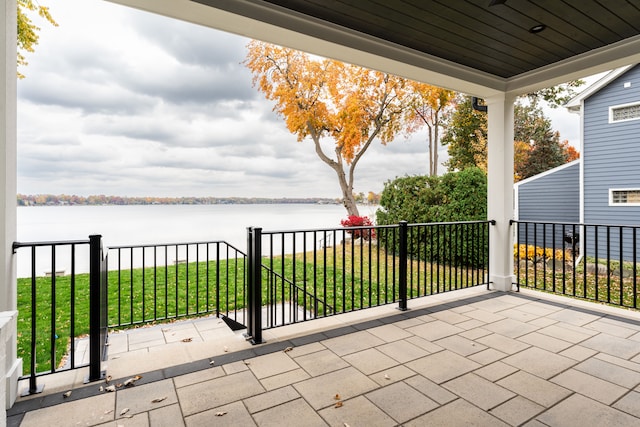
107 240 248 328
252 220 492 329
12 239 90 393
513 220 640 309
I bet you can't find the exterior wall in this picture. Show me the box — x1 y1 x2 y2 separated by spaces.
516 161 580 250
583 64 640 260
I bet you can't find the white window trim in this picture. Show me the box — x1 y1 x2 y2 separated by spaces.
609 188 640 206
609 101 640 123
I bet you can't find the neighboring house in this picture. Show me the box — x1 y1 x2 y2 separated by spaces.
516 64 640 261
515 160 580 250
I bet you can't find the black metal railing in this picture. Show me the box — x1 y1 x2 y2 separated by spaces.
12 236 108 394
106 240 248 329
513 220 640 308
13 220 492 377
245 220 492 342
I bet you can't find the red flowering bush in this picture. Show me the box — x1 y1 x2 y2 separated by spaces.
340 215 376 240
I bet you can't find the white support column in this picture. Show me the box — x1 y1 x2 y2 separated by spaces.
486 94 515 292
1 0 21 414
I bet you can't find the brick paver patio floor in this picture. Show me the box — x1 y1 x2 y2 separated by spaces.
7 287 640 426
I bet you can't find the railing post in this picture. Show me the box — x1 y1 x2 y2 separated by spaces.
86 234 106 382
489 220 496 290
398 221 408 311
246 227 263 344
21 245 43 396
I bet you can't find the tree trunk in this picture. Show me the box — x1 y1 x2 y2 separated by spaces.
432 124 439 176
308 127 360 217
336 167 360 217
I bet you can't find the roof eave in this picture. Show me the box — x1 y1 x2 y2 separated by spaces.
564 64 636 109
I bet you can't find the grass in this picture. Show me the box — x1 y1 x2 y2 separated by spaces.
516 254 640 308
17 243 487 375
17 258 248 375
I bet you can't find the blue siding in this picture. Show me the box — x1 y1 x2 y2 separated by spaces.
583 64 640 260
516 162 579 249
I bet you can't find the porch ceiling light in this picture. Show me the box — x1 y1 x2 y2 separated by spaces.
529 24 547 34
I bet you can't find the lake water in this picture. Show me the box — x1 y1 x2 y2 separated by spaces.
16 204 379 277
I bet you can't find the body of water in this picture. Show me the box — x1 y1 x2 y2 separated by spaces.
16 204 379 277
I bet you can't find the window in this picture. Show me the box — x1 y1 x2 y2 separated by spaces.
609 102 640 123
610 189 640 206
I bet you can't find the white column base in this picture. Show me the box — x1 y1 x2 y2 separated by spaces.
1 311 20 411
5 358 21 410
490 274 515 292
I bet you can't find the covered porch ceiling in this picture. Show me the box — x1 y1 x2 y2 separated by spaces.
106 0 640 98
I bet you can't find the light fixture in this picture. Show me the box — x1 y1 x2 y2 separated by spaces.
529 24 546 33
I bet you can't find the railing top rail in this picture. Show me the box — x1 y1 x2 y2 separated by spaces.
408 219 494 227
12 239 90 251
108 240 246 254
259 225 392 235
511 219 640 228
259 219 494 235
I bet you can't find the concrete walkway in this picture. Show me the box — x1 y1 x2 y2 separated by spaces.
7 287 640 426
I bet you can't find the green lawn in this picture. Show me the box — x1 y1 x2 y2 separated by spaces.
516 257 640 308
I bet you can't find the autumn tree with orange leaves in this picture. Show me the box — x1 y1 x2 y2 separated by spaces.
244 41 415 216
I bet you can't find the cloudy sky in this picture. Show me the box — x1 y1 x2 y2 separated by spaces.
17 0 587 199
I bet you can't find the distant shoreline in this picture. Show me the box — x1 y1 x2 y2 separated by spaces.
17 194 342 207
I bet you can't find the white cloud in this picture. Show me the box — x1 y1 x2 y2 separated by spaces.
17 0 589 199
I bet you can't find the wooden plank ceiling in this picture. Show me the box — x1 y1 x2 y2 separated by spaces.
199 0 640 80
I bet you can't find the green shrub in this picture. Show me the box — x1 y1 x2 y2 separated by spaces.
376 168 488 267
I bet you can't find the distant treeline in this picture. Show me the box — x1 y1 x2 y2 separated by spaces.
17 194 341 206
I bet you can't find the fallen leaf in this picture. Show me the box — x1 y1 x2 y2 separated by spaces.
104 409 113 415
335 401 343 408
215 412 227 417
384 374 390 380
344 424 351 427
105 385 116 392
151 396 167 403
62 390 72 398
209 360 215 366
116 383 123 388
334 394 341 401
182 337 193 343
134 375 142 381
244 361 250 365
283 346 293 352
223 346 229 352
99 386 104 392
105 375 112 384
120 408 130 416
